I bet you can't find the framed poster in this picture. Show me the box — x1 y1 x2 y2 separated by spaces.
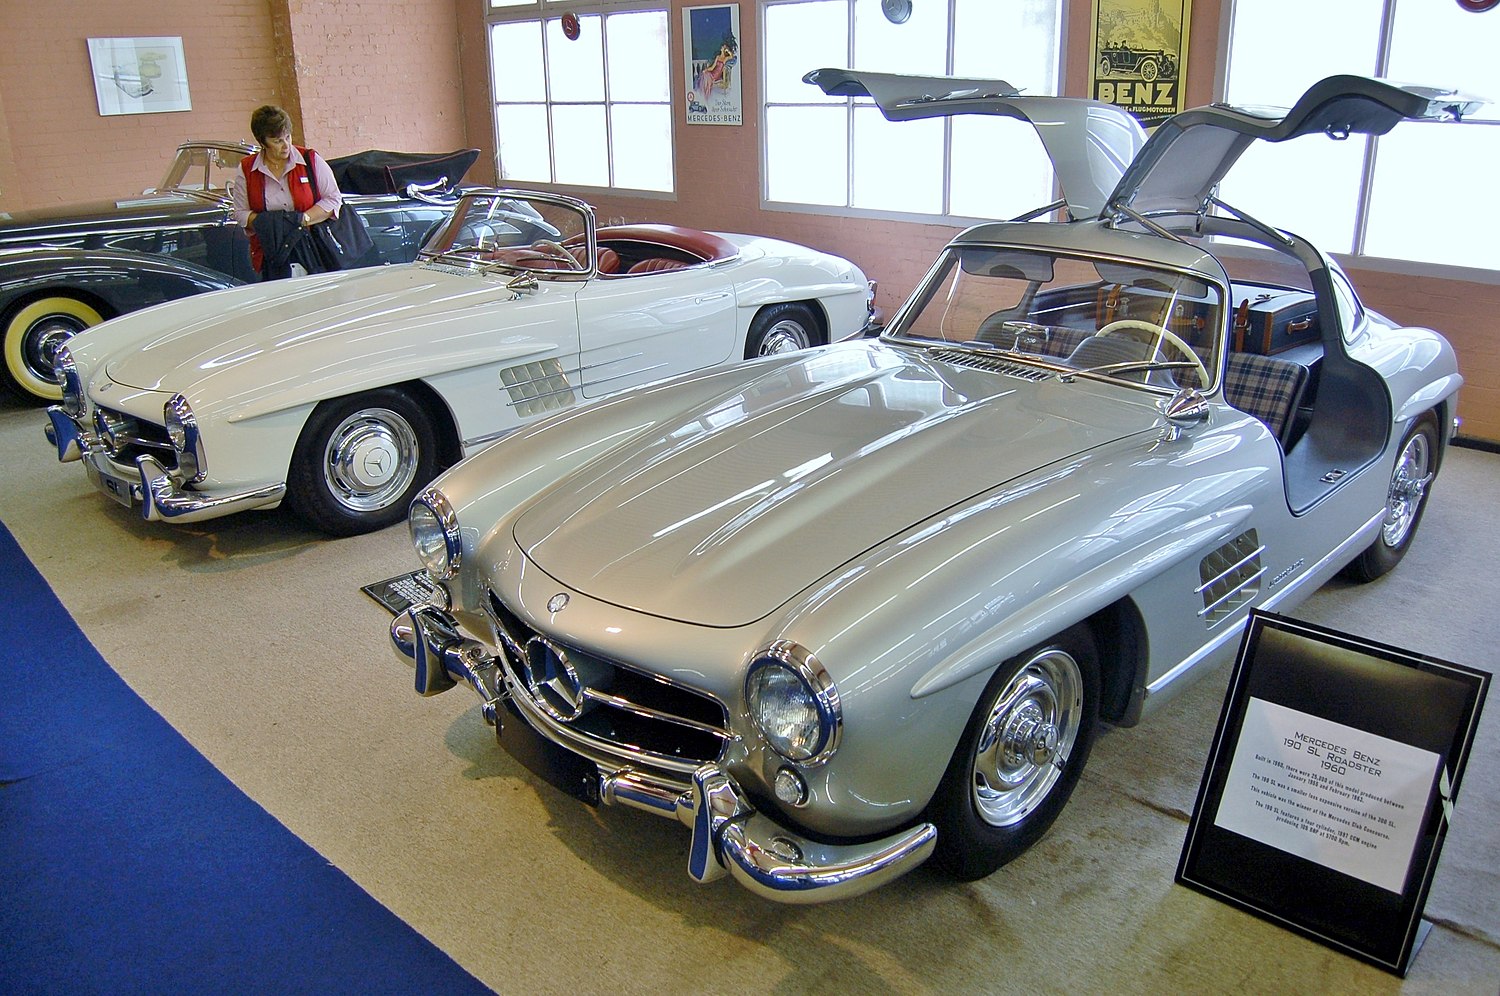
1178 611 1489 976
683 4 740 126
1088 0 1190 129
87 37 192 116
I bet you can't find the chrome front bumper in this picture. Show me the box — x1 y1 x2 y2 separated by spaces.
45 406 286 523
390 603 937 904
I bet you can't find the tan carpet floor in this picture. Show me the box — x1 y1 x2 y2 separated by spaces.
3 395 1497 994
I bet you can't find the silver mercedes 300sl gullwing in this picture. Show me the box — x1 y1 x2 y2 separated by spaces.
391 74 1478 901
42 189 873 534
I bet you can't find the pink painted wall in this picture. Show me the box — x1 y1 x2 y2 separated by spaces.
1 0 1496 440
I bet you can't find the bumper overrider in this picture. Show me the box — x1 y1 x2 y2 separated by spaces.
45 405 285 523
390 603 937 903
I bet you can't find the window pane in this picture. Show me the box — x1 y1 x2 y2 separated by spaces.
767 106 847 205
1366 124 1500 269
852 108 942 214
1224 0 1382 108
606 11 669 102
546 15 604 102
1217 134 1366 254
492 21 546 102
950 116 1056 220
610 104 673 192
853 2 946 76
496 104 551 182
953 0 1061 94
764 1 846 104
1387 1 1500 122
551 105 608 187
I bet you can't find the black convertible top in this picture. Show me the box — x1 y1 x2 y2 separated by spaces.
328 149 481 195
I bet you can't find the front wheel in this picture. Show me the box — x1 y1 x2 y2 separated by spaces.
745 302 821 358
285 387 438 536
2 296 105 403
1343 415 1439 582
927 625 1100 881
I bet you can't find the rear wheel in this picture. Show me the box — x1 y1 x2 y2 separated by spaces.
745 302 820 358
1343 414 1439 582
2 296 104 403
927 625 1100 881
285 388 438 536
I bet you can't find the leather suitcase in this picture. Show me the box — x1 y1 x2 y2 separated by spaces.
1233 290 1319 354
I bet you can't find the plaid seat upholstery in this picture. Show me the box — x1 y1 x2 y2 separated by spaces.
1224 352 1308 443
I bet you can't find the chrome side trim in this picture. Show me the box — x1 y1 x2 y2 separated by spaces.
137 455 286 523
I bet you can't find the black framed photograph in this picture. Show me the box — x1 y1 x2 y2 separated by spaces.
1177 611 1489 976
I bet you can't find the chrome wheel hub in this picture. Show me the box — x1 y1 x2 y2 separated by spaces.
971 650 1082 827
26 315 87 384
323 408 419 512
758 320 811 355
1381 431 1432 548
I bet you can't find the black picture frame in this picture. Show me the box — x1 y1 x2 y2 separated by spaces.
1177 610 1488 976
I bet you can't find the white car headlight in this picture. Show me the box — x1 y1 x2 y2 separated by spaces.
745 641 841 766
409 487 461 580
163 393 204 483
55 347 82 418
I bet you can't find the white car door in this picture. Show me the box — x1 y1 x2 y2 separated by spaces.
574 265 737 399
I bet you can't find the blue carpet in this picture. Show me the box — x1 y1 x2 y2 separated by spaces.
0 523 491 995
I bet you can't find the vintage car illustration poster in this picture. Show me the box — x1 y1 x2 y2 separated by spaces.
1089 0 1190 129
684 4 741 125
87 37 191 116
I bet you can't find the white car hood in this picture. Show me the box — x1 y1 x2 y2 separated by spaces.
514 343 1162 627
101 263 535 411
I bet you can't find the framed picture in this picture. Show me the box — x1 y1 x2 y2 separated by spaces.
87 37 192 116
683 4 740 126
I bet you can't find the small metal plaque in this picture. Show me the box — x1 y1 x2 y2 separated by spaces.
360 570 436 615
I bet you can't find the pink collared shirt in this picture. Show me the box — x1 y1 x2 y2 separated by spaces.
230 145 343 228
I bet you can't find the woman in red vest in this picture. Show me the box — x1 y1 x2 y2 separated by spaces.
230 104 343 278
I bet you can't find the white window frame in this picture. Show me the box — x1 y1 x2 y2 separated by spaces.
1218 0 1500 285
758 0 1066 226
485 0 676 198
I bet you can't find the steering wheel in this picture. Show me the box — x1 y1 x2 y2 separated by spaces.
529 239 584 271
1095 319 1209 386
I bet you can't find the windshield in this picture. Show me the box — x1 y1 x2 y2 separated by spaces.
420 192 591 274
157 143 247 195
889 245 1224 391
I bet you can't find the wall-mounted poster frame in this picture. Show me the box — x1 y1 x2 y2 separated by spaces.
1178 611 1489 976
87 36 192 117
683 4 740 126
1089 0 1190 129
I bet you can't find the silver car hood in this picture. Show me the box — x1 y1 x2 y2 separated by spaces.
514 343 1162 627
102 263 527 396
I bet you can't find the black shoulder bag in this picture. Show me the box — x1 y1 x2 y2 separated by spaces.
304 149 381 270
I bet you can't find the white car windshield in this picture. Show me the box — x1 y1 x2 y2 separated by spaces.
421 193 591 274
889 245 1224 391
157 144 246 195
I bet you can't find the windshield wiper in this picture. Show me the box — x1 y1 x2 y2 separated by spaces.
1061 359 1198 382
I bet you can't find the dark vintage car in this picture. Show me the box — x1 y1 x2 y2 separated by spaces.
1098 43 1177 82
0 141 477 403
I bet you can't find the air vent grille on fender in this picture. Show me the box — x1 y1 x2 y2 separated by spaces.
1196 530 1265 627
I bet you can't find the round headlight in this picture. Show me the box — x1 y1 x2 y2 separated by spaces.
55 347 82 418
409 487 460 580
745 642 841 765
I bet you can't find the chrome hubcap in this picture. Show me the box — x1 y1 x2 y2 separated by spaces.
971 649 1082 827
323 408 419 512
26 315 87 384
1382 430 1432 548
758 319 810 355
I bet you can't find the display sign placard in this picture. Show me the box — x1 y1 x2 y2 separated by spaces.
1177 611 1488 976
362 569 436 615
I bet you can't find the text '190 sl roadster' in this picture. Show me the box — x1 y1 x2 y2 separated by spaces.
42 189 875 534
391 73 1478 901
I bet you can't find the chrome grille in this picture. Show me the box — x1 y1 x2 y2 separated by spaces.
92 406 175 466
1196 530 1264 627
930 347 1052 381
487 590 731 773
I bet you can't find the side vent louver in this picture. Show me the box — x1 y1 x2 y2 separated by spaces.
500 358 577 417
1196 530 1265 627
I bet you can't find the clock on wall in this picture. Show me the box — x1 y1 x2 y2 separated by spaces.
882 0 913 25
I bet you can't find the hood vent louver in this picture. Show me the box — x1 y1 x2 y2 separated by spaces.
929 347 1052 382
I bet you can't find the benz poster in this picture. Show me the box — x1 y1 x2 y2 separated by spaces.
1089 0 1191 129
